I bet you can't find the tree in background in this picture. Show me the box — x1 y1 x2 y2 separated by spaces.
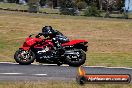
117 0 124 11
46 0 53 8
84 0 98 6
75 0 87 10
39 0 58 8
59 0 78 15
39 0 46 6
101 0 124 17
101 0 125 11
28 0 40 13
3 0 8 2
84 2 100 17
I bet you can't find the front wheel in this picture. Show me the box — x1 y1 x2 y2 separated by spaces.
65 49 86 67
14 49 35 65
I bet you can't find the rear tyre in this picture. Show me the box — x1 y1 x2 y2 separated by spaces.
65 49 86 67
14 49 35 65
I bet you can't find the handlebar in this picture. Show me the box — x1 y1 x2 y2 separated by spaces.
29 34 34 38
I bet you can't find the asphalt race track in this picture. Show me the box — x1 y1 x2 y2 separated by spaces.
0 62 132 82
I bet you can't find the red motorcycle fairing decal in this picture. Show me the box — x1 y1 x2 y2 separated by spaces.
26 38 42 46
45 40 54 47
62 40 88 46
21 42 30 51
21 47 30 51
34 40 53 49
21 38 43 51
21 38 54 51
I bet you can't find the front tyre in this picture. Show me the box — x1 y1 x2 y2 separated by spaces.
65 49 86 67
14 49 35 65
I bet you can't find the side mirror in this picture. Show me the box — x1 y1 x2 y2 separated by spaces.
29 34 34 37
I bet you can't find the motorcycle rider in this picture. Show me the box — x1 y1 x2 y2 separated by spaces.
36 26 69 55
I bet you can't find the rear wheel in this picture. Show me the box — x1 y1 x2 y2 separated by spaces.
14 49 35 65
65 49 86 67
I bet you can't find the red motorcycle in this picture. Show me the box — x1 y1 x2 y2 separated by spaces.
14 34 88 67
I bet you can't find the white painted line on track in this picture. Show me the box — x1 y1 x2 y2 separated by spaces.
0 62 69 66
0 73 23 75
0 62 132 70
103 67 132 70
0 62 18 65
32 63 56 66
33 74 47 76
32 63 69 67
84 66 106 67
84 66 132 70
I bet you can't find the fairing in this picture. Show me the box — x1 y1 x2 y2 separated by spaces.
21 38 42 50
62 40 88 46
21 37 88 51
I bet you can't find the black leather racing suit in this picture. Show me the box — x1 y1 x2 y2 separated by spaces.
37 30 69 51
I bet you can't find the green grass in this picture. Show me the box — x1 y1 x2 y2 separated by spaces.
2 3 132 18
87 53 132 67
0 10 132 67
0 3 28 10
0 3 60 14
0 81 132 88
0 4 132 88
